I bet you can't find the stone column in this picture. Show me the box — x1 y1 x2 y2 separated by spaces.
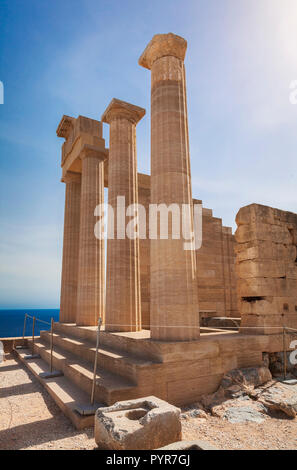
60 172 81 323
76 145 107 326
139 33 199 341
102 99 145 332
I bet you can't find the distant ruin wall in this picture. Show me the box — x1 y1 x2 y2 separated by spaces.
195 203 238 320
139 185 151 329
235 204 297 335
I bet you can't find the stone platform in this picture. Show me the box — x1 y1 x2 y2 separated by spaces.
14 323 288 429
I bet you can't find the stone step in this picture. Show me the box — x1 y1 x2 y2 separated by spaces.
14 348 97 430
53 323 98 342
39 330 154 383
27 339 137 405
53 323 154 361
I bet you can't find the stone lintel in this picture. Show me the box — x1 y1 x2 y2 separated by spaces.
138 33 187 70
76 115 103 138
61 171 81 184
56 115 75 139
193 198 203 205
101 98 145 125
138 172 150 190
80 144 108 161
222 226 233 235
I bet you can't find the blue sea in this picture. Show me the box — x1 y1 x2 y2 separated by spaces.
0 309 60 338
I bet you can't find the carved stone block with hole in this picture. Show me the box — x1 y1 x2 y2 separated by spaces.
94 396 182 450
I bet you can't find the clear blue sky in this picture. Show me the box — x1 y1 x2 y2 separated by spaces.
0 0 297 308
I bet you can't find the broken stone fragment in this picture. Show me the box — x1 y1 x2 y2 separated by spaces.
220 366 272 391
255 381 297 418
201 366 272 411
223 405 266 424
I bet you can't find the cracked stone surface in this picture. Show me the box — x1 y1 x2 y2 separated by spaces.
94 396 181 450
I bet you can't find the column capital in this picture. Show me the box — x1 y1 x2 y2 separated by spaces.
139 33 187 70
80 144 108 161
61 171 81 184
56 115 75 140
101 98 145 125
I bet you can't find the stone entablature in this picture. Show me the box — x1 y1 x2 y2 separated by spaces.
57 115 106 178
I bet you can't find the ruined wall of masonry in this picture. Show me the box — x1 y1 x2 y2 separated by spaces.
138 195 238 329
195 203 238 320
235 203 297 335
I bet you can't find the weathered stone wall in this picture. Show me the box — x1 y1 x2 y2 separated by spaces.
138 183 151 329
222 226 238 317
0 337 29 353
195 203 238 320
235 204 297 335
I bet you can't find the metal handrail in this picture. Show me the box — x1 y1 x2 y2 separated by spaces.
18 313 55 369
282 326 297 380
50 318 54 373
25 313 51 326
284 326 297 336
91 317 102 405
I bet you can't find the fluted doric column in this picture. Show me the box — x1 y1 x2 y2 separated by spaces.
139 33 200 341
102 99 145 332
60 172 81 323
76 144 107 326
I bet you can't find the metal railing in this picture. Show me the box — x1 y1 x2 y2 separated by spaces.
16 312 104 407
283 326 297 381
16 313 60 377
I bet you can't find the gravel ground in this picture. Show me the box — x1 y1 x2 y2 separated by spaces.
181 413 297 450
0 354 95 450
1 354 297 450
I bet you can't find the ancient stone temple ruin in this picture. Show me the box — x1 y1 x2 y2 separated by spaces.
15 33 297 429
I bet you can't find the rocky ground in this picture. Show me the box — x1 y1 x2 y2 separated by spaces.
0 354 296 450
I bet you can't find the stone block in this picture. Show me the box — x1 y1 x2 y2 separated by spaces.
236 242 296 263
238 278 288 298
240 296 297 316
287 266 297 279
235 223 292 245
236 204 280 227
94 396 181 450
236 259 286 279
240 314 286 335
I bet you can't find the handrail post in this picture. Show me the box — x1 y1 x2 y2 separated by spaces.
15 314 28 350
22 313 27 345
50 318 54 373
283 326 287 381
37 317 63 380
32 316 36 356
91 317 102 405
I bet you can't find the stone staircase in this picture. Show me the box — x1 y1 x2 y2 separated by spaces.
15 323 159 429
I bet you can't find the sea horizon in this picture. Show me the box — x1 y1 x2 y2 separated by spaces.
0 308 60 338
